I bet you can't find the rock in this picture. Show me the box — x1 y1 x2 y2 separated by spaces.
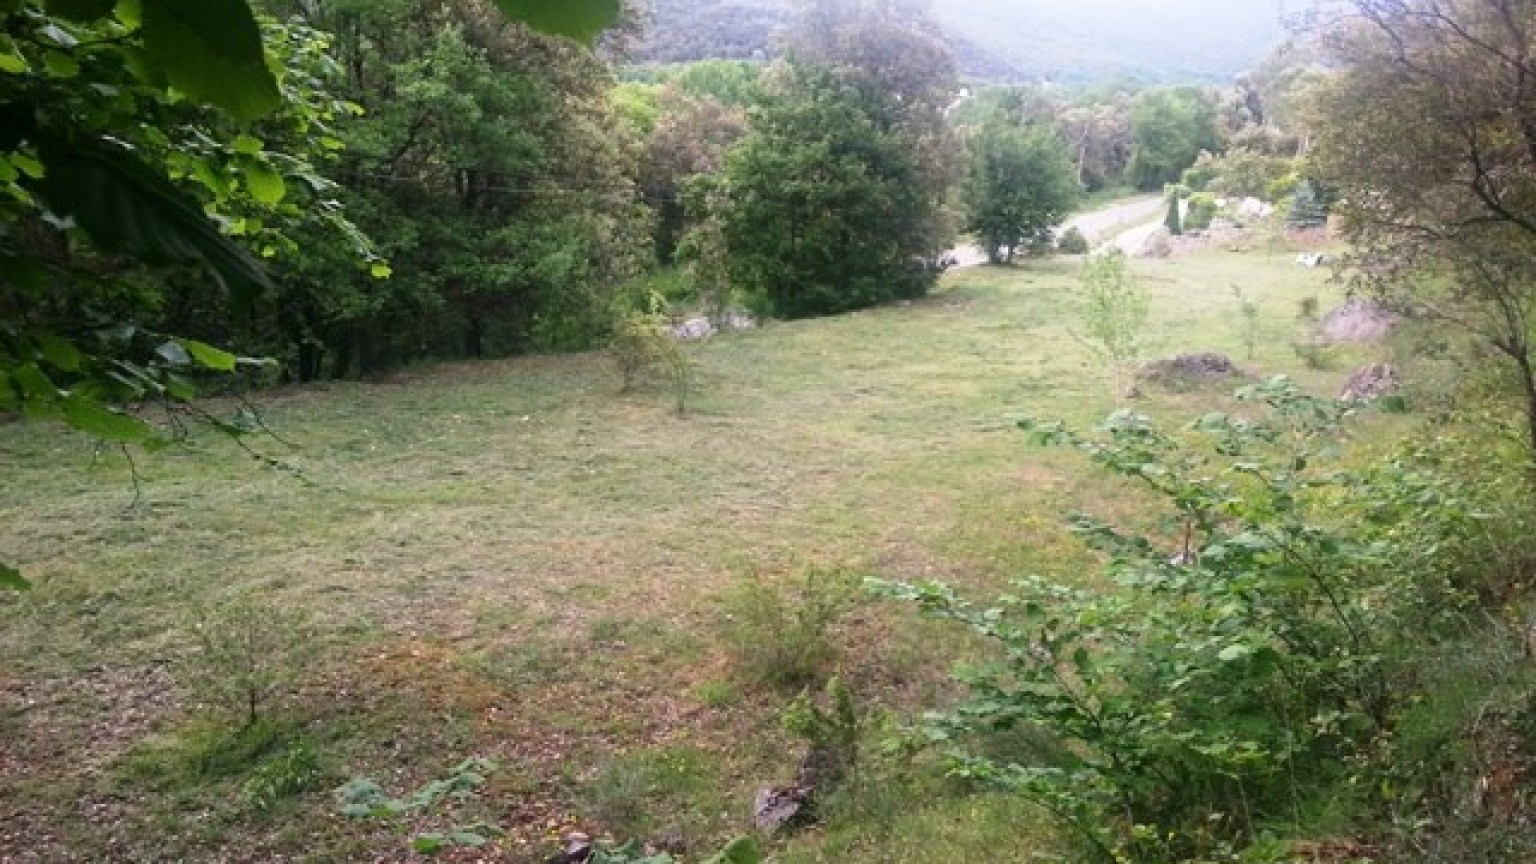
1319 299 1397 344
545 832 593 864
1340 362 1400 403
753 785 812 835
1137 227 1173 259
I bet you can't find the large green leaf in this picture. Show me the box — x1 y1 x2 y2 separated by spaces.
34 137 273 311
140 0 280 121
490 0 621 44
60 392 154 443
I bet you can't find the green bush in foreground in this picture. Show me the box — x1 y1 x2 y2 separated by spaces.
876 377 1535 862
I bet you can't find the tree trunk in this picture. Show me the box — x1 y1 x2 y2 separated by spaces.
1516 348 1536 466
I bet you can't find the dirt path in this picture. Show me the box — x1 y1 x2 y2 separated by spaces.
948 195 1164 266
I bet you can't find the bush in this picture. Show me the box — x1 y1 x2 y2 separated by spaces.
721 566 862 691
1056 225 1089 255
1184 193 1217 232
876 380 1460 861
178 598 319 728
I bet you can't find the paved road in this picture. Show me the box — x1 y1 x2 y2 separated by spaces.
948 195 1165 267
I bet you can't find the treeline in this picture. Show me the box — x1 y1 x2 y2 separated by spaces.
1 0 1322 388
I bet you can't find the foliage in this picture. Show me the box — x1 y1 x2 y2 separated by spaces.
1182 147 1295 200
261 0 648 373
676 181 737 323
1056 225 1089 255
1075 250 1149 402
179 598 319 727
588 836 761 864
336 758 504 856
1163 194 1183 236
722 566 862 691
609 292 696 413
1185 193 1217 232
874 377 1512 862
722 0 959 319
962 112 1080 265
637 86 747 264
1308 0 1536 456
1233 286 1260 360
1284 179 1329 230
1127 87 1221 189
783 676 860 790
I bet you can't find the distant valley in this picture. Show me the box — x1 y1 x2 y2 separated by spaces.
633 0 1296 84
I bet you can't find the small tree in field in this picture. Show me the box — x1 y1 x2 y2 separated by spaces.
1077 250 1150 402
962 114 1080 264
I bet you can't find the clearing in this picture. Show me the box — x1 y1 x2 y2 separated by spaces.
0 238 1374 862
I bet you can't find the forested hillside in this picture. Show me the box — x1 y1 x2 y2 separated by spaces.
634 0 1290 82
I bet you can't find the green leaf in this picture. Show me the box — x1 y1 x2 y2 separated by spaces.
61 393 153 442
410 834 450 855
46 0 117 20
231 133 263 155
0 35 28 74
242 161 286 206
368 261 392 279
35 332 81 370
1217 644 1252 663
140 0 281 121
34 136 273 311
701 836 761 864
0 563 28 591
490 0 620 44
180 338 237 371
12 362 58 398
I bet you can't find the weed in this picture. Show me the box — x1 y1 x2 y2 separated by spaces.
583 746 722 841
693 679 739 709
178 598 320 728
721 566 862 691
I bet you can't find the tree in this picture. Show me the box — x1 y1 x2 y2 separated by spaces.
1127 87 1221 189
721 0 960 319
1307 0 1536 457
0 0 620 587
962 115 1080 265
1077 250 1149 403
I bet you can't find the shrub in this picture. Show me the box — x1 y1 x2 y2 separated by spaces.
721 566 862 691
1076 250 1150 403
178 598 319 728
1163 194 1182 236
1184 193 1217 232
1056 225 1089 255
874 381 1386 861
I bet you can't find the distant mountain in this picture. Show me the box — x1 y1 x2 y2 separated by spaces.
632 0 1295 84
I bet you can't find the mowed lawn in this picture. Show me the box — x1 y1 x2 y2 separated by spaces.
0 243 1363 862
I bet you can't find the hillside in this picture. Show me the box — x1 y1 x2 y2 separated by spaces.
633 0 1292 84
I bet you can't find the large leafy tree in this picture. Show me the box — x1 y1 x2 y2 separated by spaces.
722 0 960 319
260 0 647 374
1308 0 1536 457
962 111 1080 265
1127 86 1221 190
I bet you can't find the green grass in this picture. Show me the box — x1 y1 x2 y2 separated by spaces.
0 239 1375 861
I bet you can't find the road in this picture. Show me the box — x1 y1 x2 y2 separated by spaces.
947 195 1165 267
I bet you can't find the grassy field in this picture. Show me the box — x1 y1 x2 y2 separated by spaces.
0 239 1373 862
